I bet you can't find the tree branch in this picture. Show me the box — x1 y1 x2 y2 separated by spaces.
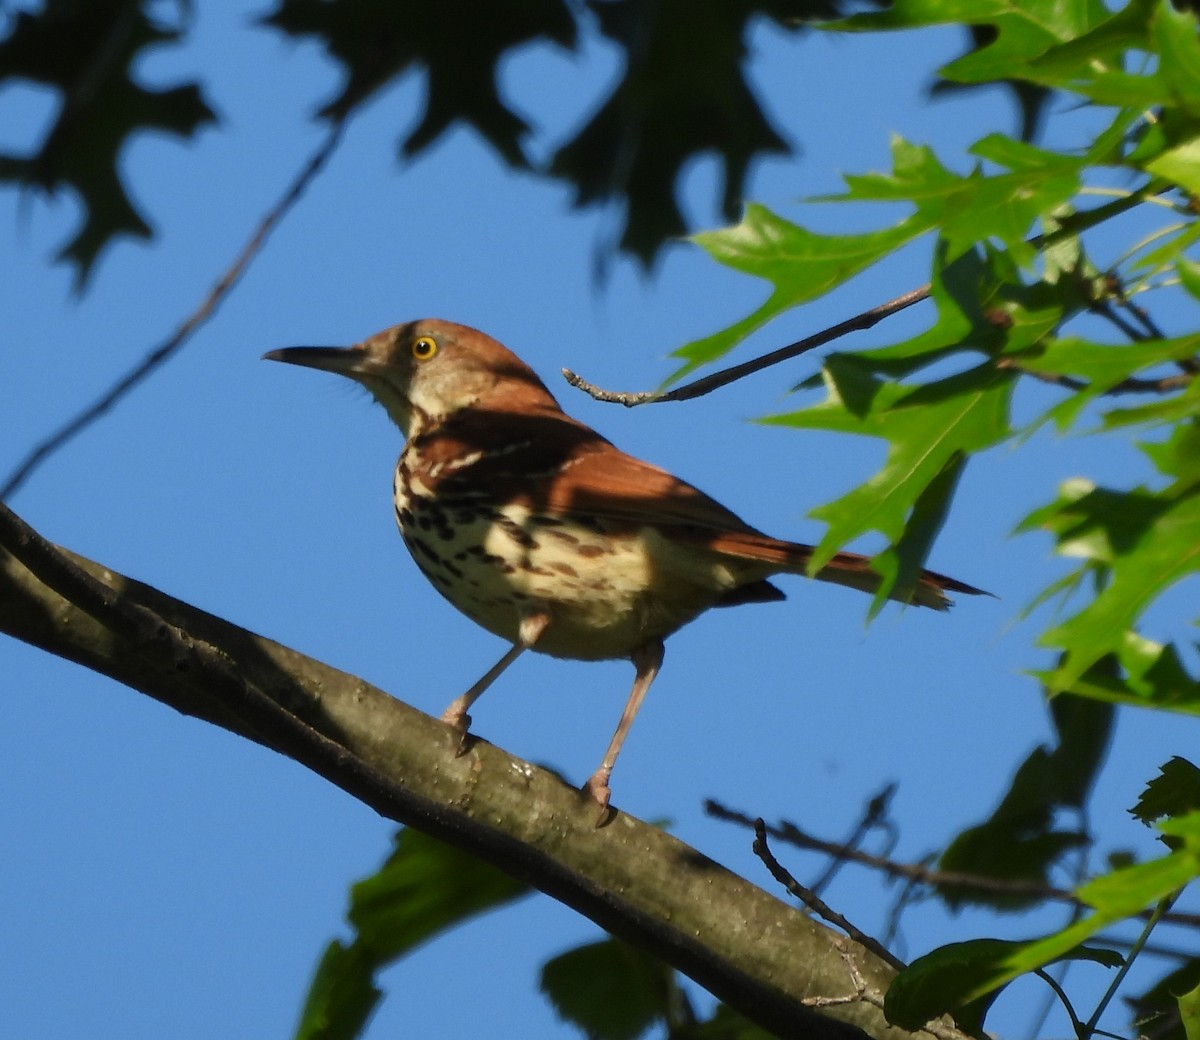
0 502 928 1040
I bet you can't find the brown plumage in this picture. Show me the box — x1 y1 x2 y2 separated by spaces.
266 319 985 817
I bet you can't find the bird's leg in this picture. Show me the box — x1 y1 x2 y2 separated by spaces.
584 640 665 820
441 610 550 754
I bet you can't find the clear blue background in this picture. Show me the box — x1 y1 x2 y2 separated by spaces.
2 5 1195 1038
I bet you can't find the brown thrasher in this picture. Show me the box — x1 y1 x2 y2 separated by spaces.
265 319 984 815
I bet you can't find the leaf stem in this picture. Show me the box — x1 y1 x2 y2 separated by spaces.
1082 890 1180 1037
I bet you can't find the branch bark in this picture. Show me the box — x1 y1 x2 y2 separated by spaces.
0 504 940 1040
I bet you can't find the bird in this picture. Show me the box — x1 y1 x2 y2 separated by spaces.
265 319 985 817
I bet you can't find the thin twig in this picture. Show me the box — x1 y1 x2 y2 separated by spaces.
706 801 1200 930
1085 891 1179 1036
1088 299 1148 342
561 284 931 406
564 186 1178 409
2 117 349 501
801 944 971 1040
995 360 1195 396
809 781 897 897
1033 969 1088 1040
752 819 906 973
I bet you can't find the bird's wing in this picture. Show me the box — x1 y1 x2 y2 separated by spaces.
425 409 985 608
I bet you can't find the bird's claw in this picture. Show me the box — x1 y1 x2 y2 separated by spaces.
440 709 472 756
583 771 614 827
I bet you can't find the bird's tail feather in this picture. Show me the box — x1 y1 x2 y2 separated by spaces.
807 548 985 611
704 530 987 610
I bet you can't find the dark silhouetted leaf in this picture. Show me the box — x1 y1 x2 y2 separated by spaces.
540 938 672 1040
1128 956 1200 1040
264 0 578 166
1131 757 1200 826
549 0 808 266
0 0 216 287
886 937 1121 1034
938 692 1112 910
295 828 528 1040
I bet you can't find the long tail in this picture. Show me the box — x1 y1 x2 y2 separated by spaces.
806 547 986 611
706 530 988 610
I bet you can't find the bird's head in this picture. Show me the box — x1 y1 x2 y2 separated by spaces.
264 319 560 438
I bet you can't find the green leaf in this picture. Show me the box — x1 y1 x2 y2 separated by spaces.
1144 135 1200 195
539 939 672 1040
1182 975 1200 1040
831 0 1113 87
294 829 528 1040
1019 334 1200 435
848 247 1008 376
857 244 1073 386
1131 757 1200 826
1019 333 1200 392
674 200 936 377
1179 258 1200 301
294 942 381 1040
0 2 216 288
1153 1 1200 118
953 817 1200 1005
347 829 528 958
884 938 1121 1034
832 136 1082 266
1142 417 1200 490
1037 1 1200 112
1037 485 1200 689
871 453 966 617
1101 379 1200 432
1043 637 1200 715
769 360 1013 582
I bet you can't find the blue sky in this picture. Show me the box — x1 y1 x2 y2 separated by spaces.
2 5 1195 1038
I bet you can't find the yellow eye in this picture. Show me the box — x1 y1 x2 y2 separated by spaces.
411 335 438 361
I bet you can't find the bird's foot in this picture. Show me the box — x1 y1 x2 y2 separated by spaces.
582 769 614 827
440 705 473 756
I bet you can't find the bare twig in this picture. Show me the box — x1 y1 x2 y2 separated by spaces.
2 117 349 500
802 942 971 1040
1032 969 1088 1040
707 801 1200 931
1088 299 1149 342
563 187 1183 410
995 360 1195 396
753 819 906 973
810 782 897 898
562 285 931 406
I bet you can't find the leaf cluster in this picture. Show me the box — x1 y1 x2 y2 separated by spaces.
671 0 1200 1034
295 829 769 1040
0 0 215 286
0 0 865 286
